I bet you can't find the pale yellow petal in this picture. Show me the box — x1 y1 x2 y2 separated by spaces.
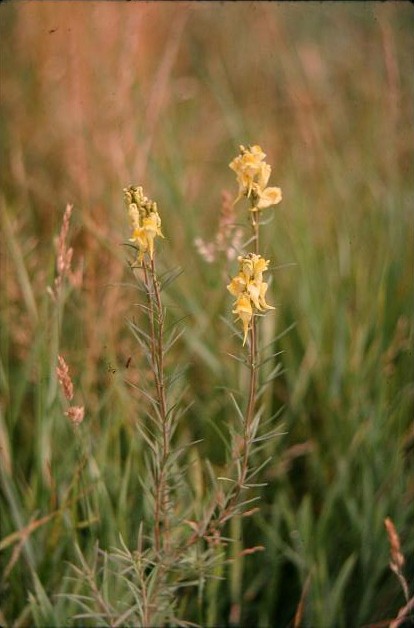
258 163 271 189
232 294 252 317
249 145 266 160
252 257 269 283
232 294 253 345
229 155 242 173
253 257 268 274
241 314 250 346
259 282 275 310
227 275 246 296
247 282 261 310
257 187 282 209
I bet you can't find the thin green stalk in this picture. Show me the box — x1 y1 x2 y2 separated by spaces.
234 203 261 498
241 204 261 481
150 257 169 454
141 256 170 555
241 315 258 483
250 208 261 255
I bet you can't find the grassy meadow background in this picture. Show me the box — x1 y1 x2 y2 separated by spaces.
1 2 413 626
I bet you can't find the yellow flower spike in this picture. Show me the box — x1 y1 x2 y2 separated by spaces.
229 145 268 200
233 294 253 346
229 145 282 211
227 253 274 343
125 186 164 263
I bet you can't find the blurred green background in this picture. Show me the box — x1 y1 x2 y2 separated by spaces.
1 2 413 626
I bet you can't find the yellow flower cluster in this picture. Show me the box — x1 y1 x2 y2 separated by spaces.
124 186 164 262
229 145 282 212
227 254 274 345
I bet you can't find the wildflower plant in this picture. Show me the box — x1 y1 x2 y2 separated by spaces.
226 145 282 445
66 147 285 627
123 185 173 556
207 146 283 583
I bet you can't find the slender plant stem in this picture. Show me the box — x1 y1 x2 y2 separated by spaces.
241 316 258 481
141 256 170 554
239 205 261 487
142 262 158 394
216 206 262 523
151 256 171 553
250 208 260 255
150 257 169 447
146 197 264 583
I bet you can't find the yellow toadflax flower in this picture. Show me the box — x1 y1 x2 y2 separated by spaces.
124 186 164 262
229 145 282 212
227 273 247 297
227 253 274 345
229 144 266 198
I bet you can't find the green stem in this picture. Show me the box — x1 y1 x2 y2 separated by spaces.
142 256 170 554
250 208 261 255
242 315 257 479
